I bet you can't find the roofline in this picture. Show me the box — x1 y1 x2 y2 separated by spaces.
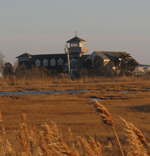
66 36 87 43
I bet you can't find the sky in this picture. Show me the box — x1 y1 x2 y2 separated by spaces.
0 0 150 65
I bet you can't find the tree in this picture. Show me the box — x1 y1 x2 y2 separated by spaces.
15 63 27 78
119 53 139 76
0 52 5 73
84 56 113 76
13 60 18 72
3 62 14 77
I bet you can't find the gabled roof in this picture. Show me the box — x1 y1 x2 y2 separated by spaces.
80 55 90 62
66 36 87 43
85 51 109 63
32 53 67 62
103 51 127 57
16 53 32 58
94 51 109 60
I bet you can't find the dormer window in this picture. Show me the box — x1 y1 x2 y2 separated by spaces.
70 58 77 63
50 59 56 66
43 59 48 66
58 58 63 66
35 59 41 66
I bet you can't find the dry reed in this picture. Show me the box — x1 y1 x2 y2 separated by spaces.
1 65 148 87
19 124 32 156
22 113 27 123
5 139 16 156
94 100 125 156
120 116 150 156
0 111 2 122
78 136 95 156
94 100 114 129
0 111 104 156
0 106 149 156
39 131 49 156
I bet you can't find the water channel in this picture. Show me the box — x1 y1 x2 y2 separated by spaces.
0 90 88 96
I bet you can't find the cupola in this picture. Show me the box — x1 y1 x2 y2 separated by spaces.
66 34 88 58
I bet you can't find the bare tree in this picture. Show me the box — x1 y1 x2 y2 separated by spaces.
0 52 5 77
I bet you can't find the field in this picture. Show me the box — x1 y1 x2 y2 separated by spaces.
0 77 150 155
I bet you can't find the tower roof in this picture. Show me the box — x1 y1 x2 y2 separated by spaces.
66 36 87 43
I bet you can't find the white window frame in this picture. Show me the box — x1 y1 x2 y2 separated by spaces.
50 59 56 66
35 59 41 66
43 59 48 66
58 58 63 66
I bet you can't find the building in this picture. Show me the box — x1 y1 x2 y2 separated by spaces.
16 35 137 77
16 35 89 77
133 64 150 76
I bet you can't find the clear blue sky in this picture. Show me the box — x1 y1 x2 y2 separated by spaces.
0 0 150 64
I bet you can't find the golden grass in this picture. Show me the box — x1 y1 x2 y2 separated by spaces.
0 112 105 156
0 103 149 155
1 69 150 88
94 101 124 156
120 116 150 156
1 76 150 93
0 81 150 155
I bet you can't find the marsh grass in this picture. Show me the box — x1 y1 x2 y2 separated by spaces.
0 65 149 87
0 104 150 156
0 112 104 156
94 101 124 156
0 81 150 155
120 116 150 156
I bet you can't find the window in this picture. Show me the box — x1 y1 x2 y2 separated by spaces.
70 58 77 63
79 43 84 47
43 59 48 66
35 59 41 66
58 58 63 66
50 59 56 66
71 43 78 47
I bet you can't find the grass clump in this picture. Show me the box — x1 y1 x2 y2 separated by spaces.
0 100 150 155
0 111 103 156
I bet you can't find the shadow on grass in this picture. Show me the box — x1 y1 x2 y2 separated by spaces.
129 104 150 113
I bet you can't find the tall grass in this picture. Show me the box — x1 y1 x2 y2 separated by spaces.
1 66 150 87
0 111 102 156
0 101 150 155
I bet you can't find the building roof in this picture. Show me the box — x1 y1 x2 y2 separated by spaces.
138 64 150 71
80 54 90 62
138 64 150 67
94 51 110 60
66 36 87 43
16 53 32 58
103 51 127 57
31 53 68 62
